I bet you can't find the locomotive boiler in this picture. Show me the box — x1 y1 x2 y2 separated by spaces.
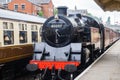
27 6 119 80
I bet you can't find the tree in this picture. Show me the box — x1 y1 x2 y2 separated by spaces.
87 13 93 16
106 16 111 25
38 11 43 17
54 8 58 15
99 17 103 23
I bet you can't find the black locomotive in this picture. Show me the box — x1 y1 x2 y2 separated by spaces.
27 6 119 80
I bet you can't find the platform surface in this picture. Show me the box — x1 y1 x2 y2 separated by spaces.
76 40 120 80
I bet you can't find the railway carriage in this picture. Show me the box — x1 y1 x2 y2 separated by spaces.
103 27 119 49
0 8 46 80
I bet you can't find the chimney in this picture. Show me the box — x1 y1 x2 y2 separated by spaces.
57 6 68 16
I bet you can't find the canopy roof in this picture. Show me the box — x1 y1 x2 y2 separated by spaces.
94 0 120 11
0 8 46 23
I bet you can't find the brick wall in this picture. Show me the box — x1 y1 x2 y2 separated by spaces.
8 0 39 15
41 0 54 18
7 0 54 17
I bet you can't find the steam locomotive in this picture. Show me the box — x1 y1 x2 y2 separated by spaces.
27 6 119 79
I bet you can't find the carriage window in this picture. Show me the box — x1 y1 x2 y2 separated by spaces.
19 24 22 30
3 22 14 45
19 23 27 43
10 23 14 29
25 24 27 30
22 24 24 30
32 32 38 42
31 25 38 30
4 31 14 45
3 22 8 29
31 25 38 42
35 25 38 30
19 24 27 30
19 31 27 43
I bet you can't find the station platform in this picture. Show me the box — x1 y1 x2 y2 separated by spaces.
75 40 120 80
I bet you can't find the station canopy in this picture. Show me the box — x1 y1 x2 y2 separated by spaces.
94 0 120 11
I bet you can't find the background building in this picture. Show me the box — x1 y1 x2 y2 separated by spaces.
7 0 41 15
0 0 12 9
0 0 12 4
28 0 54 18
0 0 54 18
